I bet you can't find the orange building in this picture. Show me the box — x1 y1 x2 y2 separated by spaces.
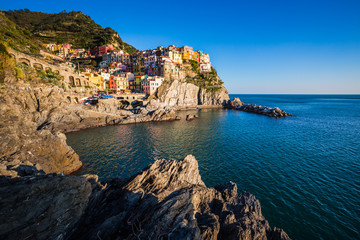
109 76 117 90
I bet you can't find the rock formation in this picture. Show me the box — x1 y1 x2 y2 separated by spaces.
0 174 93 240
186 114 198 121
0 87 82 175
157 79 229 109
227 98 292 118
0 155 290 240
198 86 230 106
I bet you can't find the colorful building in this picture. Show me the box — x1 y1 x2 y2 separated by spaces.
90 45 112 56
134 75 147 93
114 76 129 93
142 76 164 95
198 51 210 63
180 46 193 60
109 76 117 91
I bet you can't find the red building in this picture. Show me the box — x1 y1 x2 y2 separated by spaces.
90 45 111 56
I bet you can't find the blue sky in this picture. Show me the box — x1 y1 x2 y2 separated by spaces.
2 0 360 93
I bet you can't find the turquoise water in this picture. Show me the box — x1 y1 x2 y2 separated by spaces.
66 94 360 239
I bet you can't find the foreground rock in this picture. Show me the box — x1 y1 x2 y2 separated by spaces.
0 155 290 240
0 174 93 240
227 98 292 118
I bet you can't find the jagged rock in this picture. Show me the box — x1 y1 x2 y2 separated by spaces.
0 88 82 174
2 69 18 84
226 98 291 118
229 97 244 108
0 155 290 240
150 108 178 121
88 98 120 114
74 156 291 240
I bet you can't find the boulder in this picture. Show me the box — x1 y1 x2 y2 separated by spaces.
186 114 198 121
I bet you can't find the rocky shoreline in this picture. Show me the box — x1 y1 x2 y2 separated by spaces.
0 84 291 239
226 98 292 118
0 155 290 240
0 86 183 176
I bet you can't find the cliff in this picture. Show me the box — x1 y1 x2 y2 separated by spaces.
157 79 229 108
0 155 290 240
157 64 230 108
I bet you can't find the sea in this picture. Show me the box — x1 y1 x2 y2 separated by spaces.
66 94 360 240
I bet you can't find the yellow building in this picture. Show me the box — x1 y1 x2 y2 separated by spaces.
134 75 146 92
115 76 129 93
191 51 199 62
182 52 190 60
89 75 102 87
172 51 183 64
80 72 104 89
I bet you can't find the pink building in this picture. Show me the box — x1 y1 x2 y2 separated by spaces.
142 76 164 95
90 45 112 56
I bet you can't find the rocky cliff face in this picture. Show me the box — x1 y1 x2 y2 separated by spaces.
0 87 82 174
0 156 290 240
0 174 93 240
157 79 229 108
198 85 230 106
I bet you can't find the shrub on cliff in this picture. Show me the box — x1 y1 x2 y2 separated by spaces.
185 64 224 92
36 69 62 85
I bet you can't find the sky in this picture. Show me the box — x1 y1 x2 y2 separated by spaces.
2 0 360 94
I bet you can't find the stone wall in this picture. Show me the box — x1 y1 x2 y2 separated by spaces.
9 49 95 90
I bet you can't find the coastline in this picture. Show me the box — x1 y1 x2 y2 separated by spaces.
0 86 290 239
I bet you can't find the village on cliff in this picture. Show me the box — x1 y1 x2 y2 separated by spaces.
44 43 212 96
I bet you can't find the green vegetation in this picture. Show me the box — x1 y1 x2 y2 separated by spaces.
3 9 137 53
0 42 16 82
36 68 62 85
0 13 44 54
185 63 224 92
189 60 199 72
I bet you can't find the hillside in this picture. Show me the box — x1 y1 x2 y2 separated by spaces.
3 9 137 54
0 12 46 83
0 12 44 54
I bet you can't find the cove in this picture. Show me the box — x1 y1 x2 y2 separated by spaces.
66 94 360 240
